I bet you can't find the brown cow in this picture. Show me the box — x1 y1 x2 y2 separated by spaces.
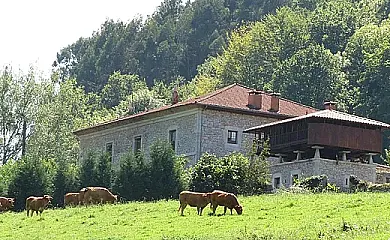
0 197 15 211
82 187 118 205
26 195 53 217
178 191 211 216
209 190 242 215
64 193 80 207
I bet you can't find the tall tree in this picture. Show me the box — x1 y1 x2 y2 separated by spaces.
0 67 39 164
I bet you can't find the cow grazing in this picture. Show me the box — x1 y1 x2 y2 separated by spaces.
178 191 211 216
82 187 118 205
64 193 80 207
0 197 15 211
209 190 242 215
26 195 53 217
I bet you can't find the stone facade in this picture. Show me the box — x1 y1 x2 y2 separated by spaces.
77 107 277 166
270 158 376 191
201 109 275 158
78 108 200 166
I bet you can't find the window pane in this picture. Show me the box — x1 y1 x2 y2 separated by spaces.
134 136 142 153
106 142 113 161
227 130 238 144
169 130 176 151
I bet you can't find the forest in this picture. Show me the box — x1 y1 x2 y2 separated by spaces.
0 0 390 207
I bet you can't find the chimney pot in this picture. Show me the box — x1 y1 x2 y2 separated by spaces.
324 101 337 110
269 93 281 112
171 86 179 105
247 90 262 110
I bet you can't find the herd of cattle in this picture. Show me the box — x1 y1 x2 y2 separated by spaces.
0 188 242 217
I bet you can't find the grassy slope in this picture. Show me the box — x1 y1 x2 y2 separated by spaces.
1 193 390 240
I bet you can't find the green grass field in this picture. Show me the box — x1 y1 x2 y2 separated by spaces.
1 192 390 239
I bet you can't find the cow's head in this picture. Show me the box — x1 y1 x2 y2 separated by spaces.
234 205 243 215
7 198 15 207
43 195 53 205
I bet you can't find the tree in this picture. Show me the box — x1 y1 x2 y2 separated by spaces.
0 67 39 164
95 152 113 189
101 72 145 108
52 159 80 207
148 140 186 200
273 44 346 109
79 151 98 187
344 20 390 122
244 139 270 195
7 157 55 211
113 151 150 201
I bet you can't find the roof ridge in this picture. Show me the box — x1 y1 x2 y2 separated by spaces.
323 109 388 124
195 83 241 103
278 96 318 111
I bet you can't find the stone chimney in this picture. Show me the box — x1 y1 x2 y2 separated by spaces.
171 86 179 105
324 101 337 110
269 93 281 112
248 90 262 110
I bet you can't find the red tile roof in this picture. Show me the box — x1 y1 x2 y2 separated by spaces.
245 109 390 133
74 83 317 136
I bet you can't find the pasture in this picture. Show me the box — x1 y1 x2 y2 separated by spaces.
1 192 390 239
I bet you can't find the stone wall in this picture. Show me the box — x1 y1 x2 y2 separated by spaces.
270 158 376 191
201 109 275 158
77 109 200 165
317 159 376 191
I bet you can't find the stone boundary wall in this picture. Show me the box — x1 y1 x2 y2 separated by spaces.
270 158 376 190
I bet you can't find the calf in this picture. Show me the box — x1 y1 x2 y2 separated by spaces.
0 197 15 211
178 191 211 216
64 192 80 207
26 195 53 217
209 190 242 215
82 187 118 205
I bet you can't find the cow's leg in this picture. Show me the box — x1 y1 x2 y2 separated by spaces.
230 208 233 215
212 204 218 215
26 209 29 217
200 206 206 216
180 203 187 216
223 206 227 215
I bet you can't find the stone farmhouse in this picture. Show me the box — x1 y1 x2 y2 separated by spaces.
74 83 316 166
245 105 390 191
74 83 390 190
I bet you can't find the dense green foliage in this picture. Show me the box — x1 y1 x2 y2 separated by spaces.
190 150 270 195
7 157 55 211
113 152 150 201
2 193 390 239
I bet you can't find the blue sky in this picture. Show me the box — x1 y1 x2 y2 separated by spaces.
0 0 163 75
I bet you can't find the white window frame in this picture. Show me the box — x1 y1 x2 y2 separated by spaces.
224 126 242 150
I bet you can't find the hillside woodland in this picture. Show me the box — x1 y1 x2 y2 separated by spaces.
0 0 390 207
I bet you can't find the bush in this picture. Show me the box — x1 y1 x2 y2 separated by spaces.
113 152 150 201
79 151 98 187
190 152 250 194
95 152 113 188
148 140 187 200
8 157 55 211
368 183 390 192
297 175 328 192
52 159 81 207
0 160 17 196
244 140 270 195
